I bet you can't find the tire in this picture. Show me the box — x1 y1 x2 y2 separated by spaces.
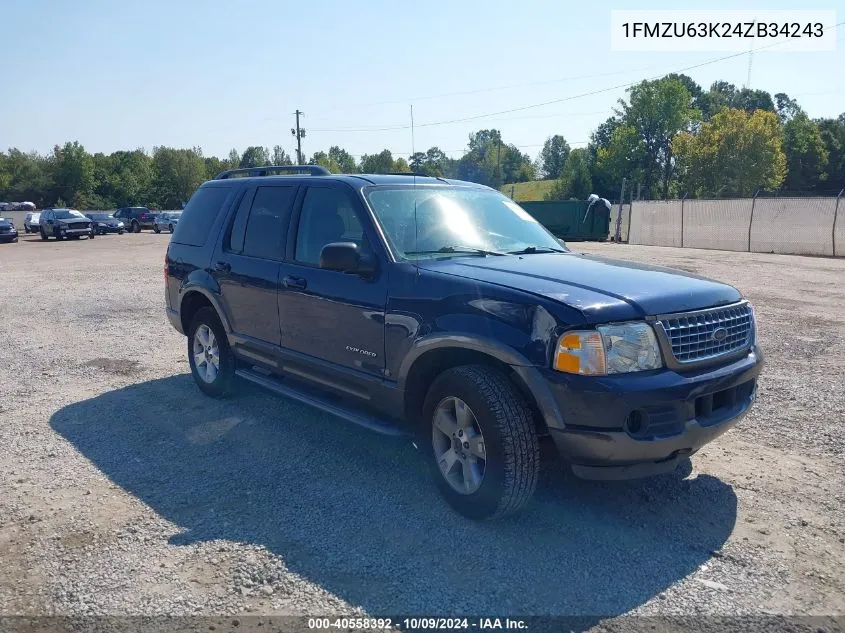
40 227 48 241
24 227 30 234
153 225 161 233
89 231 95 239
54 228 64 240
168 224 174 233
132 220 140 233
118 230 125 235
423 365 540 520
187 307 235 398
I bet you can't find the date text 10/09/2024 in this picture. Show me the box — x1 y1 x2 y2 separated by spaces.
307 618 528 630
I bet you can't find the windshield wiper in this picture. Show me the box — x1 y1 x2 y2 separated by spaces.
508 246 567 255
406 245 507 257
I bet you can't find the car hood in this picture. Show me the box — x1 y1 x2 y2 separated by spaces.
418 251 742 322
0 221 14 229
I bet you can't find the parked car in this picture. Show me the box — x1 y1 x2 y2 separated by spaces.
153 211 182 233
113 207 157 233
85 211 125 235
39 208 94 240
0 216 19 243
24 212 41 233
165 165 763 520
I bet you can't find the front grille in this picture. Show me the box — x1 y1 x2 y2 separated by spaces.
68 222 87 229
658 302 752 363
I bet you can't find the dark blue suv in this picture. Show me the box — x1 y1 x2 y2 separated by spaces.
165 165 763 520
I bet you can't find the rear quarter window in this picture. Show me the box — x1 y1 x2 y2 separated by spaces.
171 186 234 247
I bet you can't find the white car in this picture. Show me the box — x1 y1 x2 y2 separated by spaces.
153 211 181 233
24 212 41 233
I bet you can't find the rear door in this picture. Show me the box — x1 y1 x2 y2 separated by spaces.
277 183 388 378
212 184 298 358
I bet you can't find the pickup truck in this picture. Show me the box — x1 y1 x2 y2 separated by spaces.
164 166 763 520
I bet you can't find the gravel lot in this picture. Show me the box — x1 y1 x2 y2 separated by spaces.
0 234 843 629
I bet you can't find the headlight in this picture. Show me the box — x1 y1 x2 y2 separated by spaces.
117 221 124 227
554 322 663 375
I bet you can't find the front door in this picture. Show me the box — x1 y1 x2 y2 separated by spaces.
212 185 298 353
278 184 388 379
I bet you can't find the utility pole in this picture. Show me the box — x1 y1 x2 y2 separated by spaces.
291 110 305 164
496 140 502 189
614 177 626 243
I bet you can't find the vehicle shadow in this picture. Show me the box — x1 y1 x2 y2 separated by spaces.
50 375 737 622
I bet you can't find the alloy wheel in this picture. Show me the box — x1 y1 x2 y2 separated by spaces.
432 396 487 495
192 324 220 384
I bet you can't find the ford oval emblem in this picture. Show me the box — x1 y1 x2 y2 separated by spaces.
711 327 728 342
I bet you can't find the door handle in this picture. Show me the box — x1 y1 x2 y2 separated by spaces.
283 275 307 290
214 261 231 272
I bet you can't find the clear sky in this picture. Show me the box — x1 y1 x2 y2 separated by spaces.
2 0 842 163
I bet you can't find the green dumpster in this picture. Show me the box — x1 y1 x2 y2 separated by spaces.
518 200 610 241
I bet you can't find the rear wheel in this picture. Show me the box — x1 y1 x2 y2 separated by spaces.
169 224 174 233
132 220 140 233
423 365 540 520
187 307 235 398
39 227 48 241
153 225 161 233
24 226 30 234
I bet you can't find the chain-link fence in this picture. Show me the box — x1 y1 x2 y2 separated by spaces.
628 195 844 257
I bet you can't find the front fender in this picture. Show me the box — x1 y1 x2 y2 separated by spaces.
397 334 566 432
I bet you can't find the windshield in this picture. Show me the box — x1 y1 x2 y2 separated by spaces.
365 187 567 260
88 213 112 220
54 210 85 219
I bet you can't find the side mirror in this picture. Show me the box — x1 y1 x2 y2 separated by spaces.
320 242 361 272
320 242 378 276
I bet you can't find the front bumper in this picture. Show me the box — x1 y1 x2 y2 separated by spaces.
58 227 93 236
97 225 124 233
0 231 18 242
543 347 763 479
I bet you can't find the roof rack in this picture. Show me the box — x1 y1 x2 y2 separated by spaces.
375 172 450 183
214 165 331 179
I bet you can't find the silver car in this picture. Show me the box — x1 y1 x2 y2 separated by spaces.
153 211 181 234
24 212 41 233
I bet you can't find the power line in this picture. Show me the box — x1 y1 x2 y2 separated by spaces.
308 21 844 134
305 63 703 120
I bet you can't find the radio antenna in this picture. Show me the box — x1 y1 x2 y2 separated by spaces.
411 104 419 276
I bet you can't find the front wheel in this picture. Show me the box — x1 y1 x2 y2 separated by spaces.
132 220 140 233
24 226 30 234
168 224 174 233
153 225 161 233
40 227 48 241
187 307 235 398
423 365 540 520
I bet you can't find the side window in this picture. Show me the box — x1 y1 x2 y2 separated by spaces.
171 186 233 247
241 186 296 260
294 187 368 266
225 188 255 254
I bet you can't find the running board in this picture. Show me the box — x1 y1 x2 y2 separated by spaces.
235 367 407 437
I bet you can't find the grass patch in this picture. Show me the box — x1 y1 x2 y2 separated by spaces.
499 180 557 201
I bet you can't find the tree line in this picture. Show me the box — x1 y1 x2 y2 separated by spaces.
1 73 843 209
